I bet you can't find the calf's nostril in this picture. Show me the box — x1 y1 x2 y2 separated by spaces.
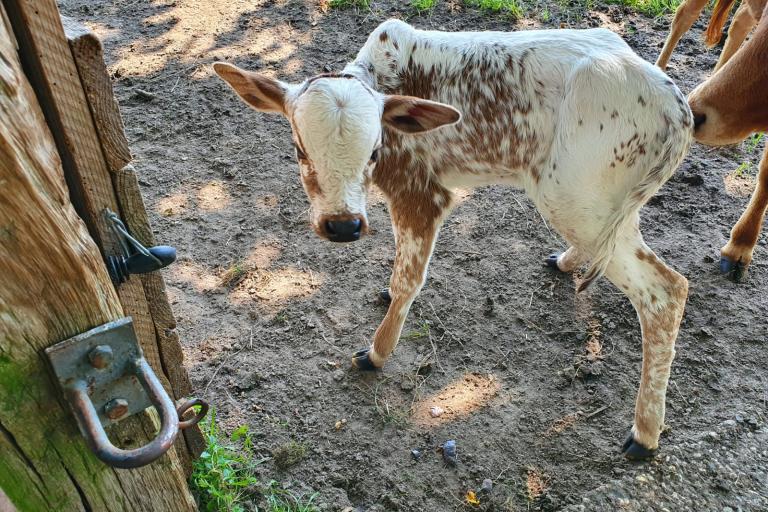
693 113 706 129
324 218 363 242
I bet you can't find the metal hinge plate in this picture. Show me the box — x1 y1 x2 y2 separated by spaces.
45 317 152 427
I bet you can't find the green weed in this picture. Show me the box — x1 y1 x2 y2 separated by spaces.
328 0 371 8
733 161 752 178
746 132 765 153
465 0 524 18
272 441 307 470
412 0 438 9
403 320 431 340
605 0 681 17
219 261 248 287
191 410 262 512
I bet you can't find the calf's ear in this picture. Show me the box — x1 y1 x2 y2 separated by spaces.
382 95 461 134
213 62 290 115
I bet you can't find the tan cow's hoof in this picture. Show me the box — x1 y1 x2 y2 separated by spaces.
621 433 656 461
378 288 392 304
719 256 748 282
352 348 380 371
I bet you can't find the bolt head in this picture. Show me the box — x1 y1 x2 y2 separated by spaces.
88 345 113 369
104 398 129 420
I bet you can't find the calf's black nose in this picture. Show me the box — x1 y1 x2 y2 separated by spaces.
325 218 362 242
693 113 706 130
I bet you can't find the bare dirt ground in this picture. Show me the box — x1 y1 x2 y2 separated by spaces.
58 1 768 510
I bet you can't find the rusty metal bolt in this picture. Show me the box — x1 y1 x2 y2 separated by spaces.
104 398 129 420
88 345 113 369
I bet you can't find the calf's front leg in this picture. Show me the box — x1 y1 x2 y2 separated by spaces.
352 192 449 370
720 146 768 281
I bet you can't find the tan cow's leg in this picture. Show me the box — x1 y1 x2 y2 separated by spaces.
656 0 709 70
600 225 688 459
352 190 449 370
720 146 768 280
714 1 759 71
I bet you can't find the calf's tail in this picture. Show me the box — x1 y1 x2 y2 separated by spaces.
705 0 739 47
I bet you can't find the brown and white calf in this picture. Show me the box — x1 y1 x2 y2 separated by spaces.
214 20 693 459
656 0 766 71
688 2 768 279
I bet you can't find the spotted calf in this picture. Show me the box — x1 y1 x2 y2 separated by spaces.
214 20 693 459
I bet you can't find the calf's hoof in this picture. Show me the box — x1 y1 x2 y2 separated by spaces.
351 348 381 372
378 288 392 304
719 256 747 282
543 253 562 271
621 433 656 461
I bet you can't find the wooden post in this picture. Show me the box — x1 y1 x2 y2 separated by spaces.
0 4 196 511
60 15 205 461
4 0 204 473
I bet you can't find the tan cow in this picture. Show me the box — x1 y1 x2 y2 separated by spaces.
688 3 768 279
656 0 765 71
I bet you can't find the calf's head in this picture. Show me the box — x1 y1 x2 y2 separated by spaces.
213 63 461 242
687 5 768 146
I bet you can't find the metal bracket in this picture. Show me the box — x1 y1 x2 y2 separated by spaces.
45 318 207 468
103 209 176 285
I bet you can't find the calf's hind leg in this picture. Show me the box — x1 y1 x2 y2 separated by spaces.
656 0 709 70
720 146 768 280
544 246 587 272
714 1 759 71
600 225 688 459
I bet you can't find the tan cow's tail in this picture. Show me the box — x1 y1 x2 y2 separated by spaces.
705 0 739 47
577 117 692 293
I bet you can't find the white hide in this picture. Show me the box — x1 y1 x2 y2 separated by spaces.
286 78 381 224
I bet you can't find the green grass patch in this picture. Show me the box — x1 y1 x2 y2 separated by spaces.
328 0 371 8
605 0 681 17
264 482 319 512
465 0 524 17
412 0 438 10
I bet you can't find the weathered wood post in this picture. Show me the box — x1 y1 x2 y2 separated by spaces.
0 2 200 510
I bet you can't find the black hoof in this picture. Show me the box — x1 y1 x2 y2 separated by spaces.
621 433 656 460
719 256 746 282
378 288 392 304
351 348 380 372
543 252 561 271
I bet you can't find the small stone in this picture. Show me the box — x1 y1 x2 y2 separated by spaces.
430 406 444 418
706 431 719 442
332 369 345 382
132 88 156 101
735 414 744 423
411 449 422 460
480 479 493 494
400 379 415 391
334 418 347 430
441 440 457 466
721 420 737 428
